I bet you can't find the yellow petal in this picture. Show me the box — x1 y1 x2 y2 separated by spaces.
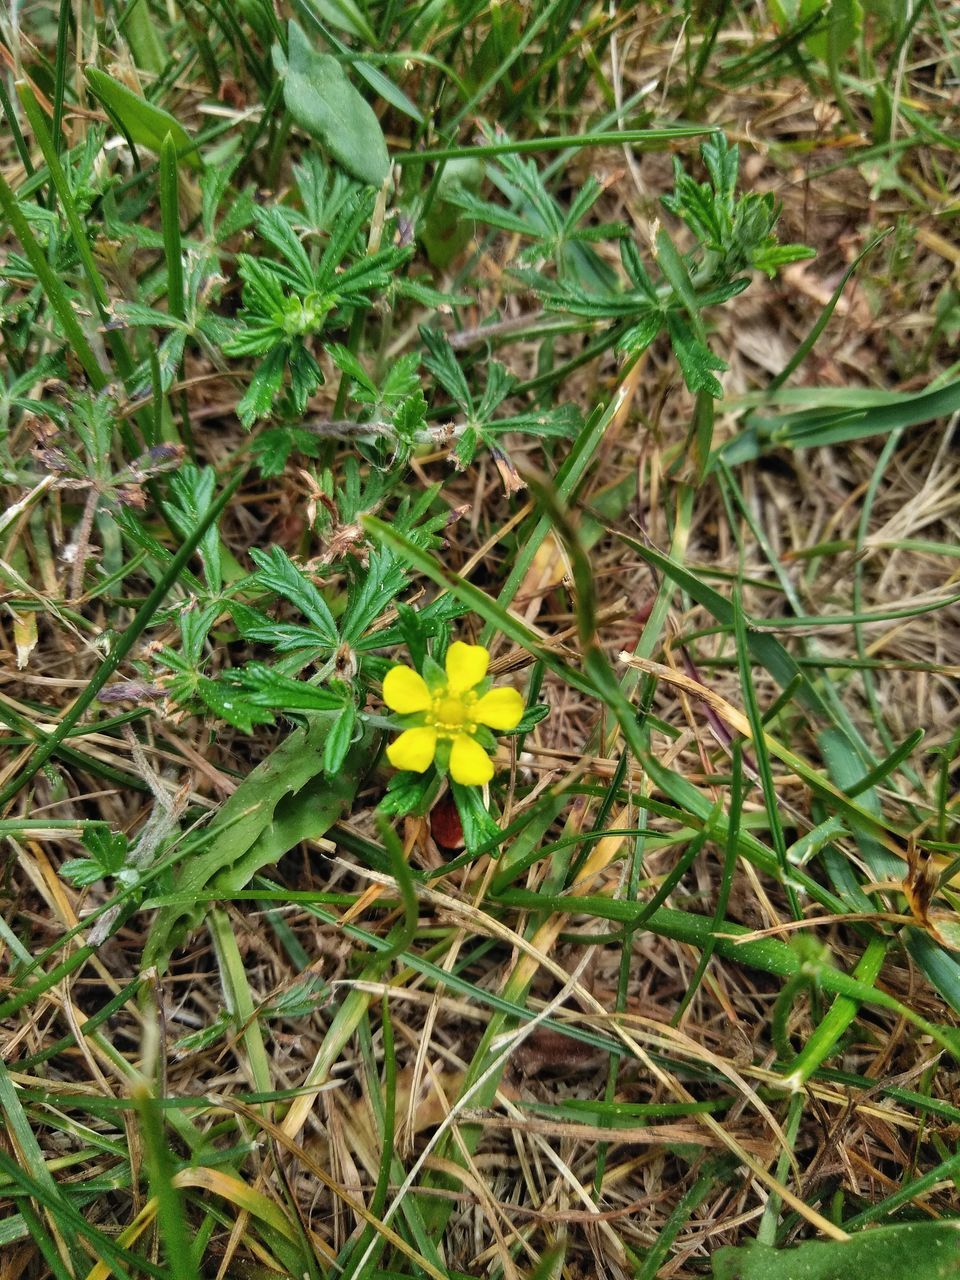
382 665 431 714
386 727 437 773
449 733 493 786
445 641 489 694
474 687 524 731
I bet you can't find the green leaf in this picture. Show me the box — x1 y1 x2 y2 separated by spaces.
655 227 703 320
712 1222 960 1280
237 345 288 427
719 377 960 465
421 157 485 267
234 663 344 711
278 21 389 186
420 326 473 414
162 464 223 594
352 58 424 124
618 312 662 355
818 727 903 880
196 677 275 733
664 310 727 398
250 545 340 646
84 68 199 168
378 770 437 817
297 0 378 44
451 781 501 853
144 712 376 972
511 704 550 733
252 426 325 476
60 858 112 888
904 927 960 1017
323 702 357 775
81 826 129 875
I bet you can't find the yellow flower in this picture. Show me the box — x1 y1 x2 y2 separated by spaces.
383 641 524 786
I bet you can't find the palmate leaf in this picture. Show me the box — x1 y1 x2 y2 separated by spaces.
563 175 611 235
340 547 407 645
421 325 473 414
195 676 275 733
664 311 727 397
392 389 429 445
483 403 581 439
162 464 223 593
443 189 532 238
250 427 326 477
292 152 361 235
61 828 129 886
250 204 314 289
231 605 331 654
475 359 516 421
315 190 376 285
237 345 288 427
663 134 813 279
331 250 409 306
382 352 422 402
225 258 290 339
447 125 625 285
114 508 204 593
288 342 324 411
227 183 410 425
155 329 187 391
518 133 811 387
664 160 728 247
232 663 344 711
249 545 339 646
356 592 465 652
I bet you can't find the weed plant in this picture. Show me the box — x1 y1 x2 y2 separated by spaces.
1 1 960 1277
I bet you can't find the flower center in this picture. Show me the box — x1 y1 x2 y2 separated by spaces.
428 688 478 737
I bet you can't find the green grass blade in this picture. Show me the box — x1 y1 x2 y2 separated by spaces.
0 465 247 809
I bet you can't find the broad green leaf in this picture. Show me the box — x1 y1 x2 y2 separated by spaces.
422 157 485 267
814 0 862 64
713 1221 960 1280
144 712 376 972
84 68 199 168
277 21 389 186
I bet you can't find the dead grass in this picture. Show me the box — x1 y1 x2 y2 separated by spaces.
2 6 960 1279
